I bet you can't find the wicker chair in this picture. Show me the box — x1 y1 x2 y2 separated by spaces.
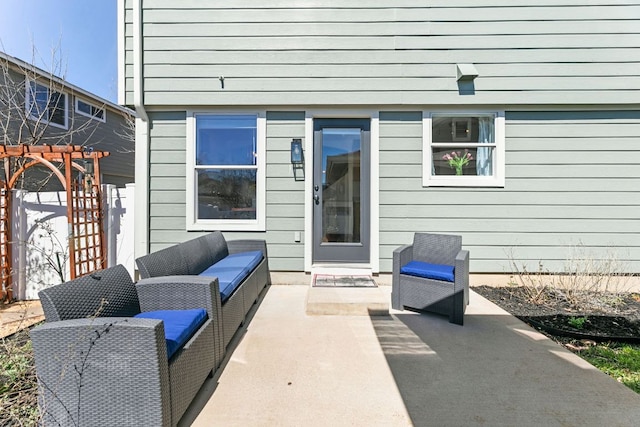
391 233 469 325
31 265 221 427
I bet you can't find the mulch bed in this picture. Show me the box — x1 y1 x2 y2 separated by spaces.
473 286 640 343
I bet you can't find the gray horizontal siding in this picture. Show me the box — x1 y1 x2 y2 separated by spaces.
124 0 134 106
123 1 640 107
264 112 306 270
145 108 640 273
378 110 640 273
147 111 187 248
146 111 306 271
85 108 135 186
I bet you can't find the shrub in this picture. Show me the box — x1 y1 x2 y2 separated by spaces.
507 244 633 312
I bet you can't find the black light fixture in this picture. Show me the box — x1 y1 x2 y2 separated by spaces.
83 158 94 176
79 158 95 193
290 138 304 181
291 139 304 165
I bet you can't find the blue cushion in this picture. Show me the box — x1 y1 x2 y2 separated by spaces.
400 260 455 283
134 309 207 359
216 251 263 272
199 251 263 303
200 266 248 302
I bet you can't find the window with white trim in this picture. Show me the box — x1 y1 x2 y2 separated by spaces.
75 99 105 122
186 112 266 231
25 80 68 129
423 111 505 187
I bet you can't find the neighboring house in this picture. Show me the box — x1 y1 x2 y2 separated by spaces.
119 2 640 276
1 51 135 189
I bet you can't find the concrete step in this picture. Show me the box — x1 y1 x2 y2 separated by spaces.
306 284 390 316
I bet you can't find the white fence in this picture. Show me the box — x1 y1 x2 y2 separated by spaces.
11 184 135 300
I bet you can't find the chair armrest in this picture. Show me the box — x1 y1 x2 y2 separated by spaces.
136 275 221 319
227 239 268 256
227 239 271 284
393 244 414 272
391 244 413 310
31 317 171 426
136 275 224 364
454 249 470 292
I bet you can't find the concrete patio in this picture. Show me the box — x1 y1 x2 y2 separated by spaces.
179 284 640 427
3 282 640 426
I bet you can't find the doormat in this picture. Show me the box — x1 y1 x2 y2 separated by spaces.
312 274 378 288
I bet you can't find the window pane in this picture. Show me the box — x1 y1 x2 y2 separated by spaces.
30 82 49 116
77 100 105 120
196 115 257 166
77 100 92 115
93 107 105 120
432 115 494 143
28 82 66 126
432 147 494 176
48 92 66 126
197 169 257 220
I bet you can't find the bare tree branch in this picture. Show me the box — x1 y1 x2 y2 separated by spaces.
0 41 104 190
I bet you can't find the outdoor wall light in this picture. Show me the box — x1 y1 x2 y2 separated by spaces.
291 138 304 165
290 138 304 181
82 158 94 176
79 158 95 193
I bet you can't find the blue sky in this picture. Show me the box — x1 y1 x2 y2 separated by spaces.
0 0 118 103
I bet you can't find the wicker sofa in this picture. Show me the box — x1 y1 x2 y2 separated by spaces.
31 264 220 427
135 231 271 349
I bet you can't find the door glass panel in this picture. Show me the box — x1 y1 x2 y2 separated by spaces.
321 128 361 244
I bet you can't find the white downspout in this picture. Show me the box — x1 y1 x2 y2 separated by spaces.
132 0 150 266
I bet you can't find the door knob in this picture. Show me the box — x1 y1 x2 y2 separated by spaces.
314 194 320 205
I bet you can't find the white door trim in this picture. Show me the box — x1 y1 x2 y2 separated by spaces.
303 110 379 273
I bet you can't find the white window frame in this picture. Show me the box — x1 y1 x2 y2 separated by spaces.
422 110 505 187
25 79 68 129
75 98 106 122
186 110 266 231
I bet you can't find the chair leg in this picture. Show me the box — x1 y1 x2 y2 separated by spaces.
450 291 465 326
391 290 402 311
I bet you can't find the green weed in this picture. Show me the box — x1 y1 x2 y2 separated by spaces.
578 343 640 394
568 316 587 330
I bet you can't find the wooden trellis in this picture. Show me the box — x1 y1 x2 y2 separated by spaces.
0 144 109 303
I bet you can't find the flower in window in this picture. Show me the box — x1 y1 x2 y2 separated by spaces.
443 150 473 176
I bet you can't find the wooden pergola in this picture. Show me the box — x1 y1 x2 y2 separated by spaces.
0 144 109 302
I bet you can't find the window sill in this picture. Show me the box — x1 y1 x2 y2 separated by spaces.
186 219 265 232
423 176 505 188
28 115 68 130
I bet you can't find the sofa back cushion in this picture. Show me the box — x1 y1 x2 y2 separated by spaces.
38 265 140 322
202 231 229 265
136 244 189 278
178 235 216 275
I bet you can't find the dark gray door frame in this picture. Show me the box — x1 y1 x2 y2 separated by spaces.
312 118 370 263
